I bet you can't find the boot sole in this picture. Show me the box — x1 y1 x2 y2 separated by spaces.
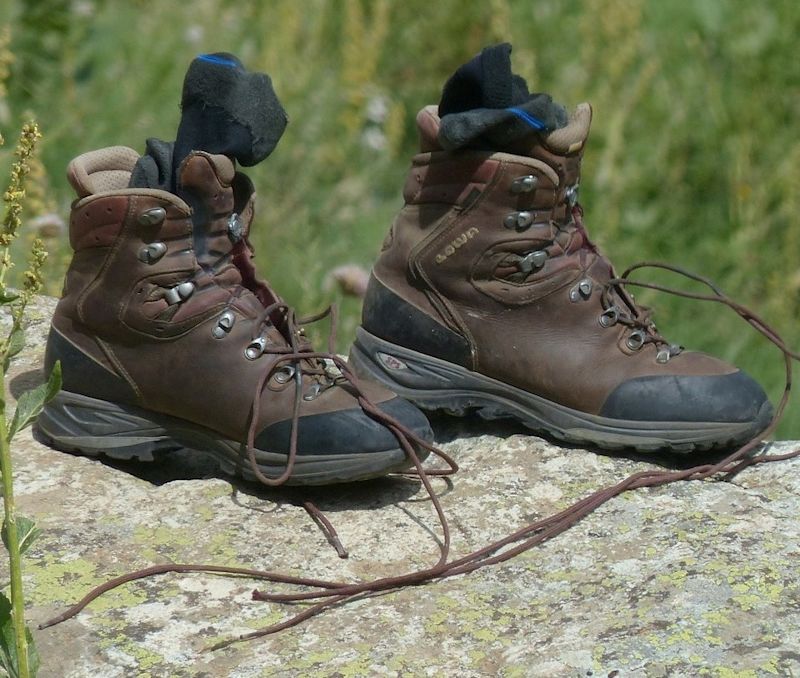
36 390 422 485
349 328 772 454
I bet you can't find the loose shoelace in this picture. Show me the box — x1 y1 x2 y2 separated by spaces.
40 260 800 651
599 276 676 354
567 210 681 357
243 299 457 487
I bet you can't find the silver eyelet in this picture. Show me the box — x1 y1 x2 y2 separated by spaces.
245 336 267 360
518 250 548 274
503 211 534 230
274 365 296 384
626 330 646 351
564 184 579 207
138 207 167 226
656 348 671 364
227 212 244 242
511 175 537 194
569 278 593 302
515 211 533 229
138 242 167 264
164 281 195 305
599 307 619 327
211 310 236 339
303 383 323 401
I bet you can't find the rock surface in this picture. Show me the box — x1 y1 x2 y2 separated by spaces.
1 297 799 677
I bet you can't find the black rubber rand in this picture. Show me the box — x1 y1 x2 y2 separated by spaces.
361 275 471 368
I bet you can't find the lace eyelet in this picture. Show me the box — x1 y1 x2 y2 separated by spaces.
569 278 593 302
245 336 267 360
211 310 235 339
599 307 619 327
228 212 244 242
164 281 195 305
138 241 167 264
518 250 548 274
137 207 166 226
303 383 323 401
510 175 537 194
564 184 579 207
503 211 533 230
274 365 296 384
626 330 646 351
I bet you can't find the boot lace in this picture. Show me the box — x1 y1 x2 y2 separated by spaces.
243 298 458 487
141 222 457 488
504 203 684 362
42 243 800 651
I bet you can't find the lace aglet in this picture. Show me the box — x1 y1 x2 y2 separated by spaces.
330 536 349 559
302 499 349 558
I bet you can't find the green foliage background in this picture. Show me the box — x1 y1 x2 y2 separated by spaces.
1 0 798 437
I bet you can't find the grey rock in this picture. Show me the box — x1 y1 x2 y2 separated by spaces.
2 297 799 677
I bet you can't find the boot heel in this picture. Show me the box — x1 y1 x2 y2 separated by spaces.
37 391 180 461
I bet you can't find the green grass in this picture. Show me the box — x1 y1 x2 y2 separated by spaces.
1 0 798 438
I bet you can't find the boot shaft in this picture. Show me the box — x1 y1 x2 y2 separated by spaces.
351 43 772 454
177 150 256 275
372 103 595 323
363 103 742 416
38 51 434 486
57 147 266 343
48 144 404 439
48 147 274 417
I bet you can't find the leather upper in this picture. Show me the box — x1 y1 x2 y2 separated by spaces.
368 105 752 418
50 148 401 444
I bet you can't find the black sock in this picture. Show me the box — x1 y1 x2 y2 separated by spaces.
437 43 567 151
130 52 288 191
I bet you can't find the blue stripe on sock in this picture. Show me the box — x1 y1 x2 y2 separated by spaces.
197 54 239 68
506 107 547 131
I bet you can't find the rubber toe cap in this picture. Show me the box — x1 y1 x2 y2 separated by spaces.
599 370 772 424
255 396 433 456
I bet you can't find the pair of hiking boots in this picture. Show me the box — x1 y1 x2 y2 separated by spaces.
36 47 772 485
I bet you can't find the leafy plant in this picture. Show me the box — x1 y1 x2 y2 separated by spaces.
0 122 60 678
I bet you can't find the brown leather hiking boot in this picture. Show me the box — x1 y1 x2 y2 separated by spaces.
348 103 773 453
37 146 432 484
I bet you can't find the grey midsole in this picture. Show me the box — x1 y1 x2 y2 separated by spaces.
37 390 415 485
348 328 771 452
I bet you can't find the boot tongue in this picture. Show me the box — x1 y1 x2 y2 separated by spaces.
436 43 569 152
177 152 244 282
179 151 236 189
177 153 290 310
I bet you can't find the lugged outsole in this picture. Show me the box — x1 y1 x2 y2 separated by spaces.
36 390 422 486
348 328 773 454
